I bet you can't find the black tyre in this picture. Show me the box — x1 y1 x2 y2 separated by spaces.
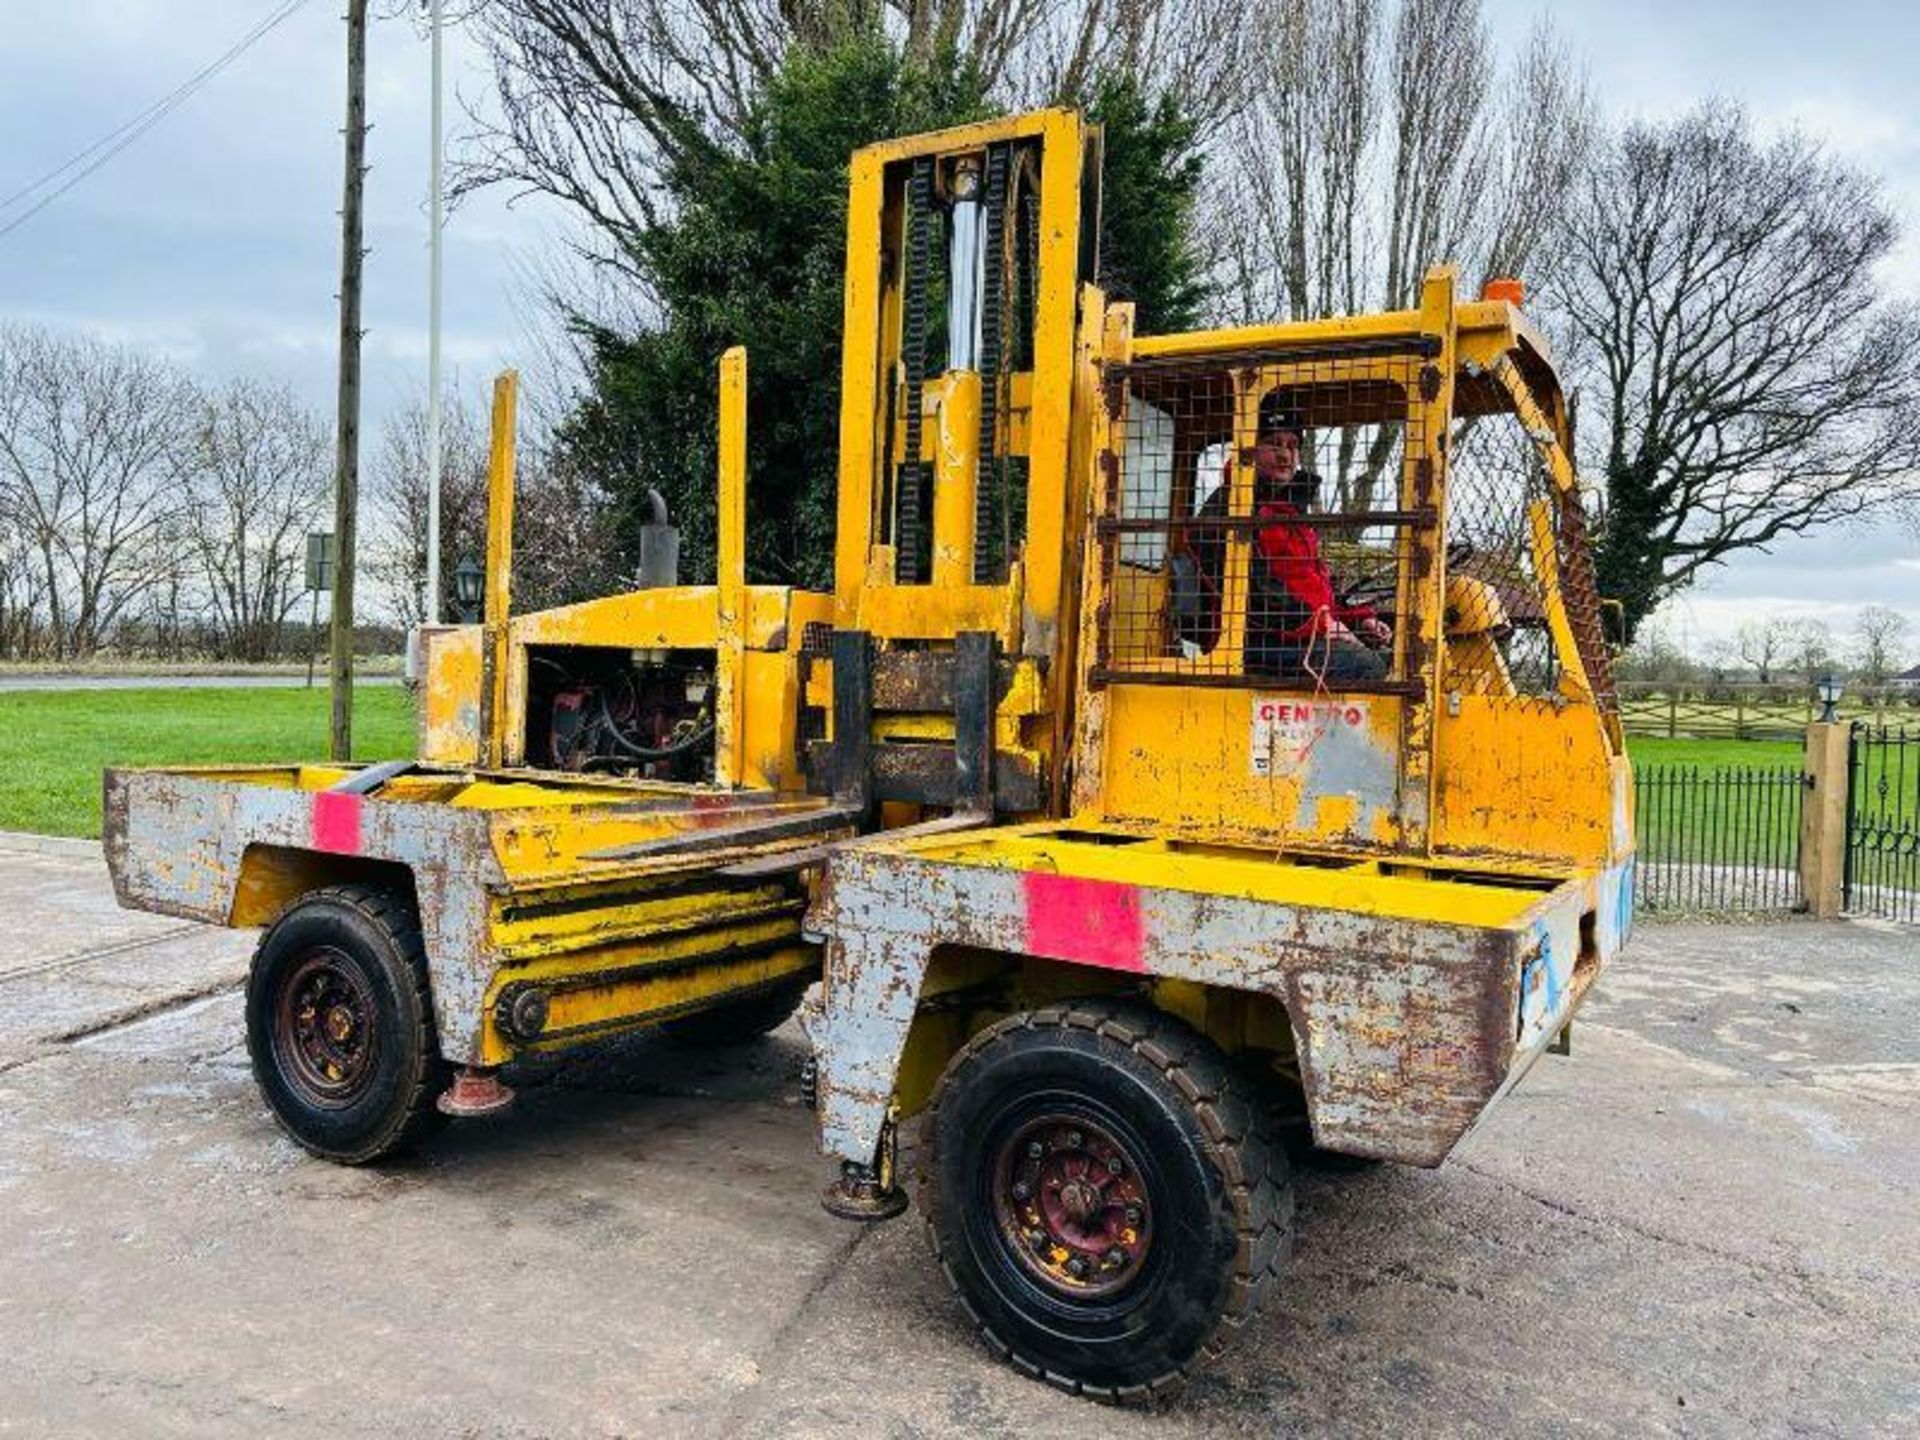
660 974 810 1047
918 1001 1292 1401
245 884 450 1164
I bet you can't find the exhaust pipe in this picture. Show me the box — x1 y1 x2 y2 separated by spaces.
637 486 680 590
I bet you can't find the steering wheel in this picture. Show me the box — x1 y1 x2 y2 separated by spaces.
1336 576 1397 613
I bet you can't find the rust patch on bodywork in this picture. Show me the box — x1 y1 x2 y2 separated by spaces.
101 764 836 1066
809 827 1620 1168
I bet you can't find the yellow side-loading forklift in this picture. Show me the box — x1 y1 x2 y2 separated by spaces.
105 108 1632 1396
105 355 849 1160
799 110 1633 1396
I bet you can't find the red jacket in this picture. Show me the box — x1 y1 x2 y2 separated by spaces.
1253 499 1375 643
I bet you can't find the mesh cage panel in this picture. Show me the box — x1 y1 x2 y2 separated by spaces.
1444 409 1561 696
1094 345 1614 711
1552 474 1620 717
1445 358 1617 715
1094 346 1431 692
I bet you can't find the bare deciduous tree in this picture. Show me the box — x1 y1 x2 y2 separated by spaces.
462 0 1250 286
369 390 492 628
1612 617 1699 687
123 510 197 662
1552 101 1920 641
0 514 48 658
1784 616 1835 684
1853 603 1911 686
368 386 626 626
0 324 196 658
1734 616 1794 684
995 0 1249 133
186 380 333 663
1210 0 1591 324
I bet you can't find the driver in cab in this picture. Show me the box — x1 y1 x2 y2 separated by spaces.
1243 394 1391 683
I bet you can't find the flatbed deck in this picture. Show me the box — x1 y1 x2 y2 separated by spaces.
105 763 848 1065
808 821 1629 1168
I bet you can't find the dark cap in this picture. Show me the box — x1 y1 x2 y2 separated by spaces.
1257 390 1305 438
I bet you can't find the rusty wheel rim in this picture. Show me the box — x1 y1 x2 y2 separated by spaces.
274 950 378 1107
991 1114 1152 1299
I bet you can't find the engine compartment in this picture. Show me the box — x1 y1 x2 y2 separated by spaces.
524 644 716 782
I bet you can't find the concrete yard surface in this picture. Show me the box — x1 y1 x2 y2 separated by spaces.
0 836 1914 1437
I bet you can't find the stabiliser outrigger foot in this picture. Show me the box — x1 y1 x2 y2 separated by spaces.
820 1121 908 1221
437 1066 516 1118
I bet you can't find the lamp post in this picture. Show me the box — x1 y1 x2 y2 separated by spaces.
1816 673 1843 725
454 556 485 623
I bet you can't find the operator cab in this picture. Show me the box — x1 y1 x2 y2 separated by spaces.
1079 270 1624 863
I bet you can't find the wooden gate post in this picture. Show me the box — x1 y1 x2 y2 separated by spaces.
1799 721 1851 918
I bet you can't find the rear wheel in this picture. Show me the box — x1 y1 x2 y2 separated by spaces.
661 974 810 1047
918 1001 1292 1401
245 885 449 1164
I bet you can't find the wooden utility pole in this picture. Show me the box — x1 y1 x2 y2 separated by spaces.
329 0 369 761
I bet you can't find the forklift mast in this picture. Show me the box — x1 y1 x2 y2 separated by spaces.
812 111 1103 822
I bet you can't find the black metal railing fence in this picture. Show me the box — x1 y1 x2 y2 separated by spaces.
1845 724 1920 923
1633 763 1805 913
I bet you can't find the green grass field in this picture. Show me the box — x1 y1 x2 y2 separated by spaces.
0 685 1849 848
0 685 415 839
1626 736 1801 771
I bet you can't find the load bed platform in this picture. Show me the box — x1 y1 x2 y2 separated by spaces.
808 822 1633 1167
104 762 851 1066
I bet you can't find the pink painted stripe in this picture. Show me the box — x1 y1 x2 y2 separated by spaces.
1022 872 1147 973
311 791 363 855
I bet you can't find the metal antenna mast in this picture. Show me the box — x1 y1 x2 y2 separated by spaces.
424 0 444 625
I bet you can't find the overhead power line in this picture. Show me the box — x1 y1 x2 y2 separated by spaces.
0 0 312 242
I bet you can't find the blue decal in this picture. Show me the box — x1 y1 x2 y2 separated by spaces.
1519 921 1565 1042
1540 928 1563 1017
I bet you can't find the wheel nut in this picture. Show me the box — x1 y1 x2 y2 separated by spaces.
1124 1205 1142 1226
1027 1140 1045 1159
1012 1180 1031 1202
1028 1228 1049 1250
1106 1154 1124 1176
1106 1247 1126 1267
1065 1256 1088 1279
1066 1130 1083 1149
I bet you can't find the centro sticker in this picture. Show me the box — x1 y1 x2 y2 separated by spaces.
1251 697 1369 776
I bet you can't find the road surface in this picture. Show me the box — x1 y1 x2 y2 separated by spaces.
0 836 1913 1437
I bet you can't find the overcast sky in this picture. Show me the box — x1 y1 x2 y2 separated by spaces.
0 0 1915 660
1487 0 1920 663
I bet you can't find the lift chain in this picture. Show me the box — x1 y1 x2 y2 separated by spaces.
1013 162 1039 369
974 143 1010 584
999 166 1040 561
895 156 935 585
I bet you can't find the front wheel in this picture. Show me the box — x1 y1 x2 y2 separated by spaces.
245 884 449 1164
917 1001 1292 1400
